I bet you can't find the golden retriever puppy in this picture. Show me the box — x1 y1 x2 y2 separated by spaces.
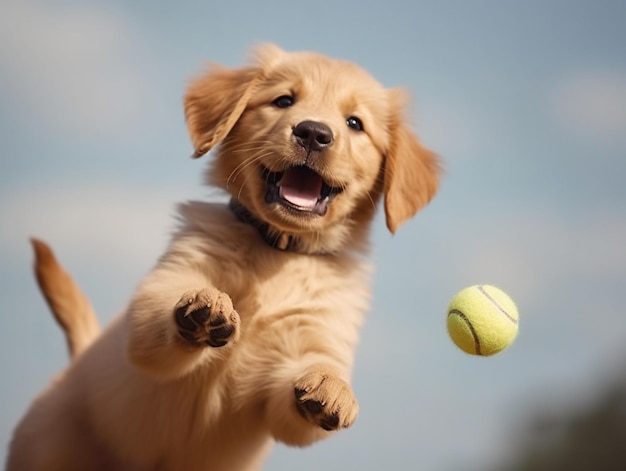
7 44 440 471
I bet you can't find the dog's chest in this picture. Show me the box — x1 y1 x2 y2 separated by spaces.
222 254 372 332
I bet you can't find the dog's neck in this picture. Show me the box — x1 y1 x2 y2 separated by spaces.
229 198 368 256
228 198 301 253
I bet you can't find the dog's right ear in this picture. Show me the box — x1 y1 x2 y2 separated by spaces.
184 65 263 158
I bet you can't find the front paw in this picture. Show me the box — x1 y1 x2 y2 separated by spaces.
294 367 359 431
174 288 240 347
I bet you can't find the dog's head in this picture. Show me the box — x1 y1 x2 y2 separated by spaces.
185 44 440 253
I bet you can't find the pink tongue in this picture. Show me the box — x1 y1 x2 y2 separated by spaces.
278 167 323 209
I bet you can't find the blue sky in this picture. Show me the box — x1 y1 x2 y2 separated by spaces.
1 0 625 469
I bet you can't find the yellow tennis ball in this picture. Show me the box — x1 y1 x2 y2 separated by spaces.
447 285 519 356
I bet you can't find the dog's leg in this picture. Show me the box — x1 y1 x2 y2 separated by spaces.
7 429 111 471
293 365 359 432
262 359 359 446
7 395 113 471
126 267 241 380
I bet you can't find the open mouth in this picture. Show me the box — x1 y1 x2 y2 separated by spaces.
263 166 343 216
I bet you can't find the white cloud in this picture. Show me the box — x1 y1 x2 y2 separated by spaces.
418 102 484 160
0 0 152 138
550 70 626 147
449 209 626 342
403 205 626 319
0 182 207 269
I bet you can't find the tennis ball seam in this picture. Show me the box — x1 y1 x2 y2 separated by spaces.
448 309 481 355
478 285 518 325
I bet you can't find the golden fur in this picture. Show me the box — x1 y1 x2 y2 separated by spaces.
7 44 440 471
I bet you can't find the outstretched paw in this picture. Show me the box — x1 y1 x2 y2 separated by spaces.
174 288 240 348
294 367 358 431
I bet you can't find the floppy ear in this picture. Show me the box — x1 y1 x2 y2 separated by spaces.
184 65 263 158
383 90 441 234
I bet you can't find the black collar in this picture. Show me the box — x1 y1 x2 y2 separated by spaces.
228 198 299 252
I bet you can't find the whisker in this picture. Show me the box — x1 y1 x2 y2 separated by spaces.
228 151 274 189
228 140 276 154
236 171 254 202
365 191 377 212
225 149 271 190
223 134 277 151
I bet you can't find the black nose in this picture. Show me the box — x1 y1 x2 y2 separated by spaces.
293 121 334 152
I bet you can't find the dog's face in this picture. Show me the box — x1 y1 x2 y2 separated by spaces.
218 51 394 236
185 45 440 252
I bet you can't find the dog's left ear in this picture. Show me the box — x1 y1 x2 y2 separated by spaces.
383 90 441 233
184 65 263 158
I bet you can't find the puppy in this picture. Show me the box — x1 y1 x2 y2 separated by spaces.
7 44 440 471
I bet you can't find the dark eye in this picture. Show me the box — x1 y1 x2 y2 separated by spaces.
346 116 363 131
273 95 295 108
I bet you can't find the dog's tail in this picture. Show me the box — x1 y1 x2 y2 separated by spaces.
31 238 101 359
